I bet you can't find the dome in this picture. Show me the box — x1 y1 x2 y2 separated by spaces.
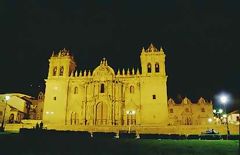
92 58 115 80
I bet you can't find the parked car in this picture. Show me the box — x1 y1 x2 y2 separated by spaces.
201 129 219 135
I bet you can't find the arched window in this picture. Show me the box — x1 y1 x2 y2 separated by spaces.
100 84 104 93
155 63 159 73
152 95 156 99
59 66 64 76
9 114 14 123
74 87 78 94
147 63 151 73
130 85 134 94
170 109 173 113
53 67 57 76
237 116 240 122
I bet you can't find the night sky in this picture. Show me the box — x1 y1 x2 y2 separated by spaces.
0 0 239 111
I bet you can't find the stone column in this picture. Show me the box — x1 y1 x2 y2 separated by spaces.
93 104 96 125
136 110 140 125
107 102 112 125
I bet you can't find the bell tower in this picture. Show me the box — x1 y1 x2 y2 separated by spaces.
43 48 76 125
140 43 168 125
48 48 76 78
140 43 166 76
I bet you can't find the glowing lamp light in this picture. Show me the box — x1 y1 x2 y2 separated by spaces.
220 95 228 104
208 118 212 123
223 114 227 118
218 109 223 114
46 111 49 114
5 95 10 101
126 110 136 115
216 92 231 105
213 109 216 113
51 112 54 114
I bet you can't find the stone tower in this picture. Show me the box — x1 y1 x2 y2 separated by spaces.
43 48 76 125
139 43 168 125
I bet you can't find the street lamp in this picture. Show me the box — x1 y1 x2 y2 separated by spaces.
217 93 230 139
0 95 10 132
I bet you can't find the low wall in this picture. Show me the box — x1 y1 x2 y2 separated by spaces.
4 124 35 133
45 124 239 135
4 124 239 135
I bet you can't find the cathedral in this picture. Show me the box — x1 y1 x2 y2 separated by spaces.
42 44 213 128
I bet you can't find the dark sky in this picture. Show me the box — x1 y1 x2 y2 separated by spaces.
0 0 239 111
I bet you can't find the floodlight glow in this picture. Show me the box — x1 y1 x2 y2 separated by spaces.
208 118 212 123
213 109 216 113
216 92 231 105
223 114 227 118
220 95 228 104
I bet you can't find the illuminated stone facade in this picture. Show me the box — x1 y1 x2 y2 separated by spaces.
43 44 213 127
43 44 168 126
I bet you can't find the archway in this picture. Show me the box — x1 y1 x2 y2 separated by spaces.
96 102 108 125
126 110 136 125
183 116 192 125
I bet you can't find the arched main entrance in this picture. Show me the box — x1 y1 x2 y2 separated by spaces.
95 102 108 125
127 110 136 125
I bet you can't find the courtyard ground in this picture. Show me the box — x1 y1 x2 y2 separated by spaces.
0 133 239 155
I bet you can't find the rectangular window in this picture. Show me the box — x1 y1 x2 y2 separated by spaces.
100 84 105 93
53 97 56 100
152 95 156 99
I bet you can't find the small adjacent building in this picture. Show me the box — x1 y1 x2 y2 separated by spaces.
0 93 44 124
228 110 239 125
0 93 32 124
168 97 213 125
